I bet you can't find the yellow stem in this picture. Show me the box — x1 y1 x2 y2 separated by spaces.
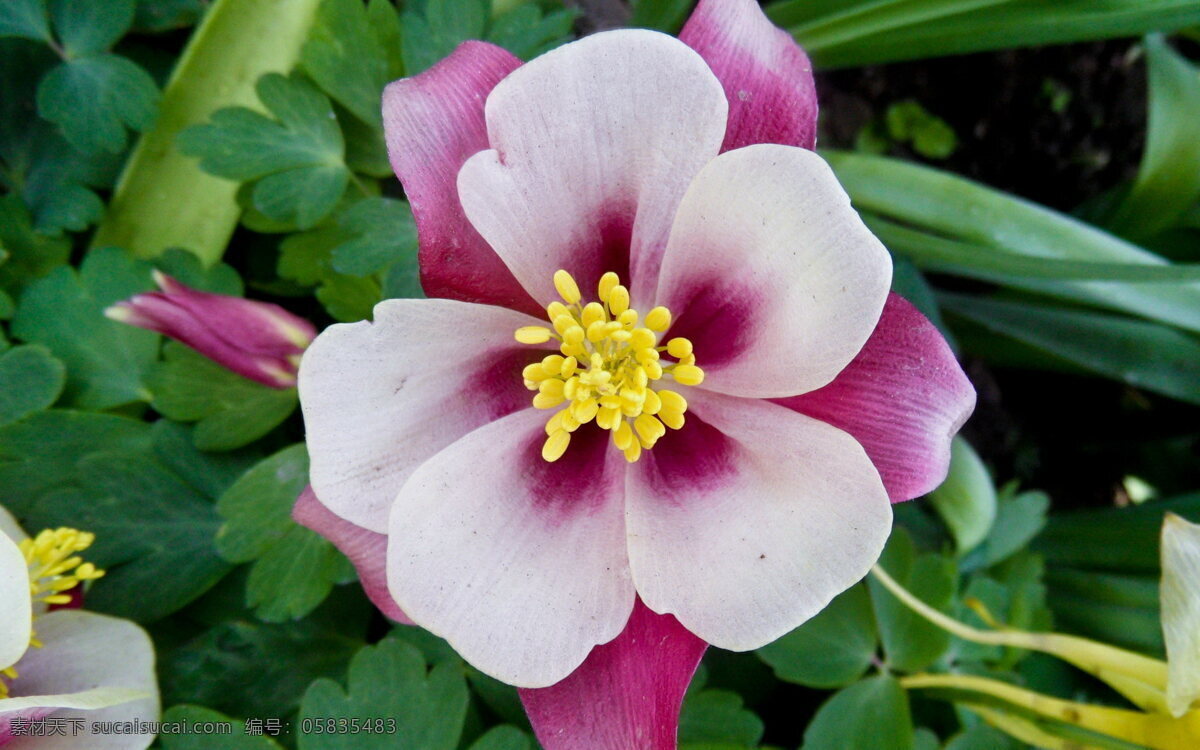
965 703 1105 750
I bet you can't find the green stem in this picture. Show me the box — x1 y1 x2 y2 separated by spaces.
92 0 324 265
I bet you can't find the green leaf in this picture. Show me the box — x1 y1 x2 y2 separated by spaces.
160 705 285 750
801 675 914 750
154 248 244 296
487 4 577 59
826 150 1200 335
133 0 207 33
927 437 997 556
299 638 470 750
0 0 52 41
678 690 764 748
367 0 403 80
331 197 418 277
0 193 71 291
757 582 877 688
301 0 389 128
945 724 1020 750
50 0 134 56
1106 36 1200 240
467 726 533 750
966 489 1050 571
941 293 1200 406
317 274 380 322
147 343 297 452
12 246 158 410
0 344 64 426
630 0 693 33
885 100 956 159
179 73 347 228
37 53 159 154
216 444 352 622
399 0 487 75
868 527 957 673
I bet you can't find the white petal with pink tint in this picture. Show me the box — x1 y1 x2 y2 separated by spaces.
0 529 30 671
655 144 891 398
387 409 633 688
299 299 551 533
1 610 158 749
625 389 891 650
458 29 728 307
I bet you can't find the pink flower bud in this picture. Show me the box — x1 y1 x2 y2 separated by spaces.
106 271 316 389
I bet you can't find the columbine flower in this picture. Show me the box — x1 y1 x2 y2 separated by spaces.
296 0 974 745
106 272 315 389
1 505 158 748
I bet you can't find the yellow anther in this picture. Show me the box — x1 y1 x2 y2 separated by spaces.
543 430 571 462
667 338 693 358
672 364 705 386
645 307 671 331
608 285 630 315
516 271 705 462
515 326 553 344
553 270 581 304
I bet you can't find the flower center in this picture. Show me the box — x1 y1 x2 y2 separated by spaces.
0 528 105 699
515 270 705 463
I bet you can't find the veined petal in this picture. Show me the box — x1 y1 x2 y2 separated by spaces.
299 298 551 533
292 486 413 624
519 599 707 750
655 144 891 398
0 530 31 672
458 29 727 308
626 389 891 650
1162 513 1200 718
0 611 158 749
776 293 976 502
680 0 818 151
382 42 535 313
387 409 634 688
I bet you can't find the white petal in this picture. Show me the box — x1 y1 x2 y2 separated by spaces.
654 144 892 398
626 388 891 650
0 529 31 672
0 505 27 544
300 298 552 533
388 408 634 688
1 610 158 749
458 29 727 308
1162 512 1200 717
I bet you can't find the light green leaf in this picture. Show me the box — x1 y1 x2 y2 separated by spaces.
679 690 764 748
801 675 914 750
37 53 158 154
252 164 349 229
0 344 65 426
301 0 389 128
317 273 380 322
299 638 469 750
928 437 997 556
868 527 957 673
331 197 418 277
0 0 52 41
11 247 157 410
50 0 134 56
757 582 877 688
885 99 956 159
160 705 285 750
941 293 1200 406
146 343 297 452
216 444 351 622
969 489 1050 571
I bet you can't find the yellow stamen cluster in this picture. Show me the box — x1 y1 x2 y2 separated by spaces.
516 270 704 463
0 528 105 699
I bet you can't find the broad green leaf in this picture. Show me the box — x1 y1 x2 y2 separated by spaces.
154 248 244 296
826 151 1200 335
945 724 1020 750
928 437 997 556
913 728 939 750
966 489 1050 571
778 0 1200 68
0 344 64 426
630 0 692 33
487 4 577 59
399 0 487 75
160 705 285 750
217 444 351 621
367 0 404 80
299 638 469 750
801 675 914 750
467 726 532 750
757 582 877 688
868 527 956 673
301 0 389 128
12 247 157 410
317 273 380 322
941 293 1200 406
678 690 764 748
0 0 51 41
37 53 159 154
1107 35 1200 240
0 194 71 291
252 164 349 229
50 0 134 56
465 668 529 730
331 197 418 277
147 343 297 452
133 0 207 33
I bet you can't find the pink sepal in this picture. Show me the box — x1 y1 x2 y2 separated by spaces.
777 293 976 502
519 599 707 750
680 0 819 151
292 486 413 624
